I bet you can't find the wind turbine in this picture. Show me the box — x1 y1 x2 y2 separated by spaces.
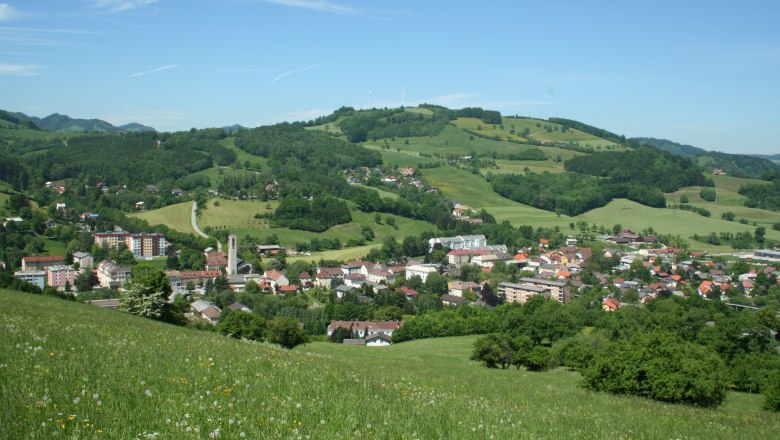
400 87 406 107
368 89 373 109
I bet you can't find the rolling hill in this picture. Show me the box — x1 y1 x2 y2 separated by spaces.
4 109 155 133
2 289 777 439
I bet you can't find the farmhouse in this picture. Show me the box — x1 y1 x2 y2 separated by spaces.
365 333 393 346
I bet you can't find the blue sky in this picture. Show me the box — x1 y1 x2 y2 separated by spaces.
1 0 778 154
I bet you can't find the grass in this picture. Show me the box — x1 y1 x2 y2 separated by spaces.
196 198 435 251
579 199 780 250
218 137 269 170
129 201 196 234
2 289 778 439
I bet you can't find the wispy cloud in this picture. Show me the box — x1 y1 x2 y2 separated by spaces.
94 0 157 12
272 63 324 82
0 3 21 21
0 62 41 75
263 0 357 15
128 64 179 78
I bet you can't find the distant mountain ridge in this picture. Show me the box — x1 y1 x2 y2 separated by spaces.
631 136 779 179
5 110 155 133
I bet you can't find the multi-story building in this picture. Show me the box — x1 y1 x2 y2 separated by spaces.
14 270 46 289
46 265 77 291
428 234 487 252
21 255 65 272
94 232 168 258
72 251 94 269
96 259 132 289
498 282 551 304
404 264 440 283
518 277 569 304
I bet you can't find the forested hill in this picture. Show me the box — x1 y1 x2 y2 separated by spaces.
5 110 155 133
631 137 780 179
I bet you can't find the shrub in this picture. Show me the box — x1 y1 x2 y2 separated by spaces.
581 331 728 407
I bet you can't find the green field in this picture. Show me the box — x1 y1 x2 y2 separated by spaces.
129 201 196 234
2 290 778 439
197 198 434 251
579 199 780 249
218 137 269 170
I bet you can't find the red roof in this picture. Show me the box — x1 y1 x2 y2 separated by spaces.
399 287 418 296
22 255 64 263
447 249 472 256
279 285 299 292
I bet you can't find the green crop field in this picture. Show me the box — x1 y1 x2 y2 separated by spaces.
129 201 197 234
2 290 778 439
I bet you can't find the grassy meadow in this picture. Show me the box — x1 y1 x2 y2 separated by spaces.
129 201 196 234
2 289 778 439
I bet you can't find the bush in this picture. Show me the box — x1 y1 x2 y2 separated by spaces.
581 331 728 407
700 187 717 201
267 317 308 349
763 369 780 412
216 309 266 341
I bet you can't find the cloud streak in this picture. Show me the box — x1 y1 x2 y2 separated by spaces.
0 62 41 75
272 63 324 82
263 0 357 15
94 0 157 12
128 64 179 78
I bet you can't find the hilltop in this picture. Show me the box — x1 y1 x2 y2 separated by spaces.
632 137 779 179
0 109 155 133
2 289 777 439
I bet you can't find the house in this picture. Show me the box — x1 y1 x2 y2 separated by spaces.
13 270 46 289
256 244 283 256
441 294 468 307
96 259 132 289
299 272 313 289
326 321 403 338
46 265 77 291
166 270 222 290
191 300 221 325
227 302 253 314
263 270 290 290
205 251 228 271
21 255 65 272
365 333 393 347
335 284 357 298
366 269 396 285
279 285 300 294
315 267 345 288
400 166 416 177
404 264 440 283
602 297 620 312
72 251 94 269
447 280 481 297
399 286 418 301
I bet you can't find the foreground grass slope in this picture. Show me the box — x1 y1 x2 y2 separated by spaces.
2 290 778 439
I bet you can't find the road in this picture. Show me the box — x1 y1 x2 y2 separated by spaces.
191 202 208 238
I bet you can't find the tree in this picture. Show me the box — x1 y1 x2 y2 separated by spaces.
763 369 780 412
329 326 352 343
680 194 689 203
74 270 98 293
471 333 513 369
267 316 307 349
581 331 728 407
216 310 266 341
119 267 172 321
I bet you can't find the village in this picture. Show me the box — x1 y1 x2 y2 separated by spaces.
11 219 780 346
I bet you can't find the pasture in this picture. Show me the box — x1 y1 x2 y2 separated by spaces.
1 290 777 440
129 201 196 234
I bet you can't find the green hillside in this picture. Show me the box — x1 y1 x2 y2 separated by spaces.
2 290 777 439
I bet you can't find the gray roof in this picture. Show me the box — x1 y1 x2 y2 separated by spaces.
519 277 567 288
